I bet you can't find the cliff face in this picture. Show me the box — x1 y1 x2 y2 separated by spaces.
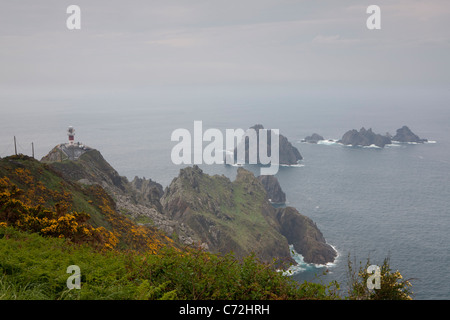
161 166 294 265
161 166 336 265
276 207 336 265
257 175 286 204
42 146 128 193
339 127 391 148
392 126 427 143
233 124 303 165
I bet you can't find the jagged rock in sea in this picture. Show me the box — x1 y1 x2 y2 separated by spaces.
161 165 336 265
302 133 325 144
257 175 286 204
233 124 303 165
392 126 428 143
275 207 337 265
339 127 392 148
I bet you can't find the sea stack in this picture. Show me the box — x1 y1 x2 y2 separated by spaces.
392 126 428 143
302 133 325 144
339 127 391 148
233 124 303 165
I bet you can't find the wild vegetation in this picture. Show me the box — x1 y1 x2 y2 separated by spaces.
0 154 413 300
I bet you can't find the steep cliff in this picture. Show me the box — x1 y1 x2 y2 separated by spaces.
257 175 286 204
161 166 336 265
276 207 336 264
161 166 294 265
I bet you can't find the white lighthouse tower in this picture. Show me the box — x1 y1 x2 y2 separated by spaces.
67 126 75 146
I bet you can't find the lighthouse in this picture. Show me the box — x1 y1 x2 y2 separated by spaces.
67 126 75 145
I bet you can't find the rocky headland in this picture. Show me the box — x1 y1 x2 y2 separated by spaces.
42 145 336 266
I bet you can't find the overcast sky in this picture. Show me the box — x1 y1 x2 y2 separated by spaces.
0 0 449 97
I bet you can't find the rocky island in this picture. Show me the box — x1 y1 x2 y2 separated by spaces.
233 124 303 165
339 127 392 148
302 133 325 144
392 126 428 143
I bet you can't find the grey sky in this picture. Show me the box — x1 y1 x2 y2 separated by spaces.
1 0 449 96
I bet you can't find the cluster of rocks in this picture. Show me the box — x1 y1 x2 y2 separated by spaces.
301 126 428 148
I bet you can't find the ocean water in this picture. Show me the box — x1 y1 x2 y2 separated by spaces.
1 88 449 299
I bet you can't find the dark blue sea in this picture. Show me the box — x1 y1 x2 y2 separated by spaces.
1 87 449 299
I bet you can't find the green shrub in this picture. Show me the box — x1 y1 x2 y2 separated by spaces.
0 226 339 300
346 254 414 300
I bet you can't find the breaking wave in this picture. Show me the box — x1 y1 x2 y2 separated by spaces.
279 245 339 276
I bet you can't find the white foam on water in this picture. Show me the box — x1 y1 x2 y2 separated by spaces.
280 163 305 168
317 139 339 146
362 144 382 149
279 245 338 276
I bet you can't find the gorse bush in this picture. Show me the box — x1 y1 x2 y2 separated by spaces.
346 254 413 300
0 226 339 300
0 176 118 250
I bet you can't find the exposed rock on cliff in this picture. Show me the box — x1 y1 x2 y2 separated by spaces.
339 127 391 148
302 133 325 144
41 145 197 246
275 207 336 264
392 126 428 143
42 146 128 193
42 145 336 266
161 166 293 264
161 166 336 265
130 176 164 211
233 124 303 165
257 175 286 204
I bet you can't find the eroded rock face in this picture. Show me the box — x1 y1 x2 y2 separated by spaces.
161 166 294 265
339 127 391 148
130 176 164 211
275 207 337 265
42 147 128 192
257 175 286 204
392 126 428 143
161 166 336 266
